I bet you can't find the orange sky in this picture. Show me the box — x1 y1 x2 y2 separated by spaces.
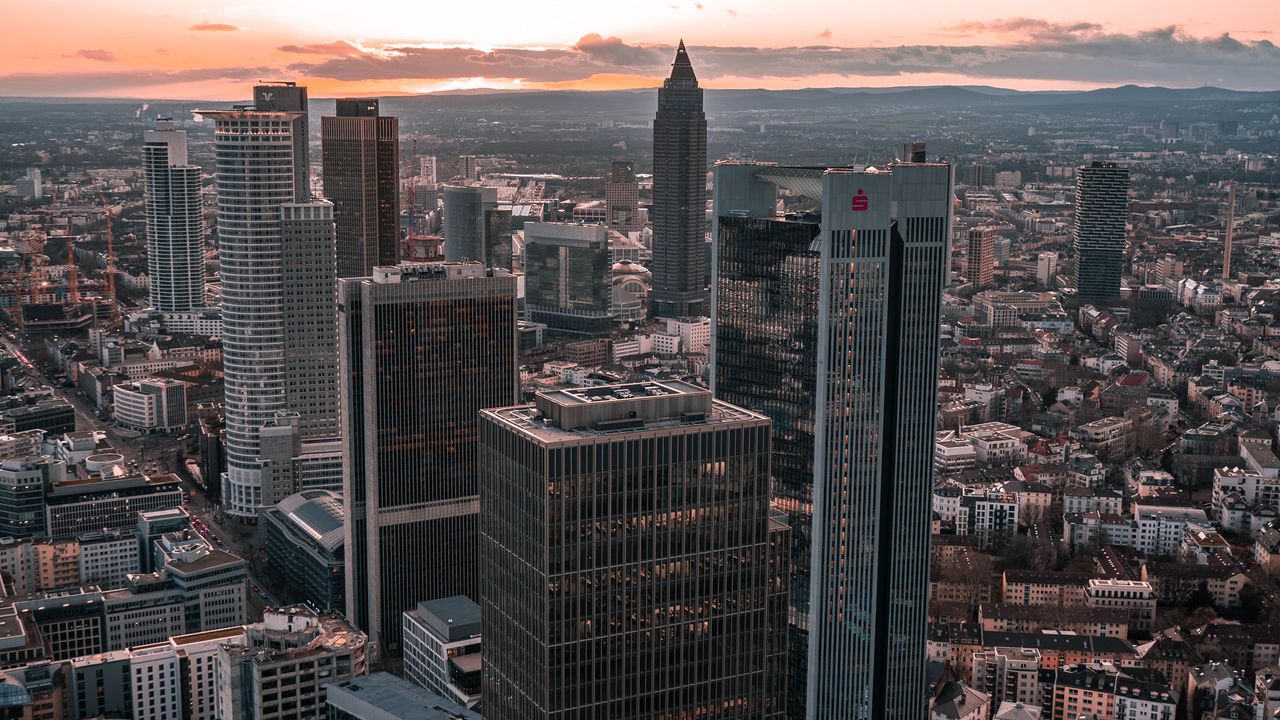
3 0 1279 97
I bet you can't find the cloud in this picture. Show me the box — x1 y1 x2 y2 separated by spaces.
696 3 704 8
190 22 238 32
0 66 270 96
277 27 1280 89
942 17 1104 41
76 49 116 62
726 9 737 16
816 29 832 40
277 40 364 57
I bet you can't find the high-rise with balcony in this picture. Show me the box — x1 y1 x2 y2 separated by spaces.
650 40 708 318
322 98 400 278
198 82 339 519
340 261 518 658
479 381 789 719
1072 161 1129 303
967 226 995 290
142 121 203 311
712 160 952 720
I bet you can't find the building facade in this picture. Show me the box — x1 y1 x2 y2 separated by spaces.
712 160 952 720
650 41 708 318
1072 161 1129 303
967 226 995 290
523 222 614 336
340 262 518 658
479 381 790 719
142 121 204 312
604 159 641 234
402 596 481 709
322 98 400 279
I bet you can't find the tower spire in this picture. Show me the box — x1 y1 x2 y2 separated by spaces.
670 39 696 81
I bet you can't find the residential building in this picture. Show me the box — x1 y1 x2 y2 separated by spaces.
713 159 952 719
340 262 518 658
143 120 204 311
1084 579 1156 634
967 227 995 289
479 381 790 719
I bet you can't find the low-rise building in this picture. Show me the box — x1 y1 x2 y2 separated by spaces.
264 489 344 611
401 596 481 710
1084 579 1156 634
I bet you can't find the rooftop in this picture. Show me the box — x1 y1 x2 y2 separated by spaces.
327 672 481 719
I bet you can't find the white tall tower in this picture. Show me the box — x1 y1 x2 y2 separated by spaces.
198 84 338 519
142 121 204 311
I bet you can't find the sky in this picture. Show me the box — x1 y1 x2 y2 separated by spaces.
3 0 1280 98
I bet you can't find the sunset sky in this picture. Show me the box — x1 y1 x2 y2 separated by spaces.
3 0 1280 98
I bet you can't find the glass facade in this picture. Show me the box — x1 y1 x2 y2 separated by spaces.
321 100 400 279
480 386 788 720
340 264 518 658
1072 161 1129 303
524 223 614 337
712 164 951 720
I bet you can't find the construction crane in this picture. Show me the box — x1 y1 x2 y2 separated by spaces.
97 190 118 328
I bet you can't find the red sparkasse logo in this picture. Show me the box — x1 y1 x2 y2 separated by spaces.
851 189 868 211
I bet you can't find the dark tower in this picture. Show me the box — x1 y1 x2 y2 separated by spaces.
322 98 401 278
650 40 708 319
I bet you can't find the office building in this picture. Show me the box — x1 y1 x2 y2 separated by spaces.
327 672 483 720
14 168 42 200
3 400 75 435
0 456 56 539
420 156 438 185
199 83 341 519
459 154 478 182
216 606 367 720
650 40 708 318
403 596 481 709
479 381 790 719
713 160 952 719
265 489 345 611
442 185 509 268
340 262 517 658
46 471 184 540
523 222 614 336
604 159 641 234
1072 161 1129 303
967 226 995 290
322 98 400 278
1037 252 1059 287
112 377 188 432
143 121 204 311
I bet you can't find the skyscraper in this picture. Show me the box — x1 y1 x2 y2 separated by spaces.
967 226 995 290
340 261 518 658
322 98 400 279
281 201 339 440
523 222 613 336
713 160 952 720
442 185 509 268
142 120 204 312
650 40 708 318
604 159 640 234
479 381 789 719
1072 161 1129 303
198 83 339 519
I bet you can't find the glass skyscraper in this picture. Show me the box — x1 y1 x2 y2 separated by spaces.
479 381 789 719
712 161 952 720
339 261 518 659
321 98 400 279
523 222 614 337
1072 161 1129 303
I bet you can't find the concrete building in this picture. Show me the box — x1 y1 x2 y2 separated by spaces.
340 262 518 658
112 377 188 432
143 121 204 312
14 168 42 199
967 227 995 289
712 159 952 720
45 471 183 540
402 596 480 709
479 381 790 719
1084 579 1156 633
604 159 641 234
327 672 483 720
216 606 367 720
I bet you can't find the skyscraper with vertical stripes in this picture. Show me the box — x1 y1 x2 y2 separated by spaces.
712 160 952 720
650 40 708 319
142 121 203 311
322 98 400 279
1072 161 1129 303
339 261 518 658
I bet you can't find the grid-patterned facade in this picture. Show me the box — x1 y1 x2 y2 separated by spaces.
142 123 204 312
605 160 641 234
321 99 400 279
967 226 995 290
650 41 708 318
198 86 309 518
443 186 504 266
280 201 339 440
712 163 951 720
480 382 789 720
1072 161 1129 303
340 262 518 658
